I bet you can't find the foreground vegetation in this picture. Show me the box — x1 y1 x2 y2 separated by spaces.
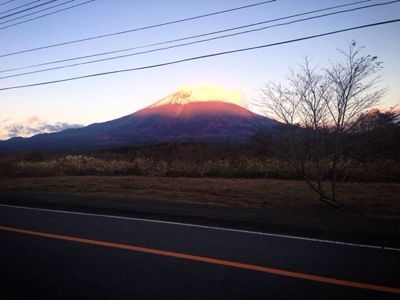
0 142 399 182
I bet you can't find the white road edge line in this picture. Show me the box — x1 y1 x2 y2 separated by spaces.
1 203 399 252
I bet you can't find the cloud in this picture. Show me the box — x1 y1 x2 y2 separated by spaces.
27 115 41 124
0 116 83 140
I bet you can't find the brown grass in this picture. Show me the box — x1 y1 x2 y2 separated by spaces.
1 154 399 182
1 176 399 219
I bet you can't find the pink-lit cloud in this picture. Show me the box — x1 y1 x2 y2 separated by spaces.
27 115 42 124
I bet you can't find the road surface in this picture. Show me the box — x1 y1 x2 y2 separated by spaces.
1 204 399 299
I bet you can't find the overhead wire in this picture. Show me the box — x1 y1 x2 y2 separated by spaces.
0 0 20 6
0 0 77 25
0 0 378 73
0 0 277 56
0 0 58 20
1 0 398 79
1 19 399 91
0 0 94 29
0 0 39 15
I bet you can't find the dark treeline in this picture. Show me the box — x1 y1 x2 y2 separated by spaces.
253 108 400 160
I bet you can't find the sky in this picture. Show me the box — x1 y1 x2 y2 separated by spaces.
0 0 399 139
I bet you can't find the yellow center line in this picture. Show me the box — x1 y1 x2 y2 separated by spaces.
1 225 399 294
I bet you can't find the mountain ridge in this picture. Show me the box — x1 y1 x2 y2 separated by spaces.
0 87 276 151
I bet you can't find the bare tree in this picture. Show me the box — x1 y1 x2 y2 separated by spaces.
257 42 385 207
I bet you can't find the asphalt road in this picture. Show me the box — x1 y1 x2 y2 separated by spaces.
1 204 399 299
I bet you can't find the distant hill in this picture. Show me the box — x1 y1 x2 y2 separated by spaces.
0 86 276 151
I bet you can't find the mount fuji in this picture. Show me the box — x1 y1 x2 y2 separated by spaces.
0 86 277 151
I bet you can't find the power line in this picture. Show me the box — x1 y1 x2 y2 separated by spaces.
0 0 276 56
0 0 77 25
0 0 58 20
1 0 398 79
0 0 93 29
1 19 399 92
0 0 39 15
0 0 376 73
0 0 20 6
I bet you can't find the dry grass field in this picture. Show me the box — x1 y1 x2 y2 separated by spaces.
1 154 399 182
1 176 399 219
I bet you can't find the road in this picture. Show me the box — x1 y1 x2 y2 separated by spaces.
1 204 399 299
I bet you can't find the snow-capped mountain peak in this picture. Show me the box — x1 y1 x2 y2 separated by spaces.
150 85 246 108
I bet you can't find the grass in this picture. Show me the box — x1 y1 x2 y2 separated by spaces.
1 154 399 182
1 176 399 219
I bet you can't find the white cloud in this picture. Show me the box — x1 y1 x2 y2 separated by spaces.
0 115 82 140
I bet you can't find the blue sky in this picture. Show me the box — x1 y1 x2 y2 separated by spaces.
0 0 399 139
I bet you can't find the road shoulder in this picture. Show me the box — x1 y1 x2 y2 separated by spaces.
1 190 399 248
